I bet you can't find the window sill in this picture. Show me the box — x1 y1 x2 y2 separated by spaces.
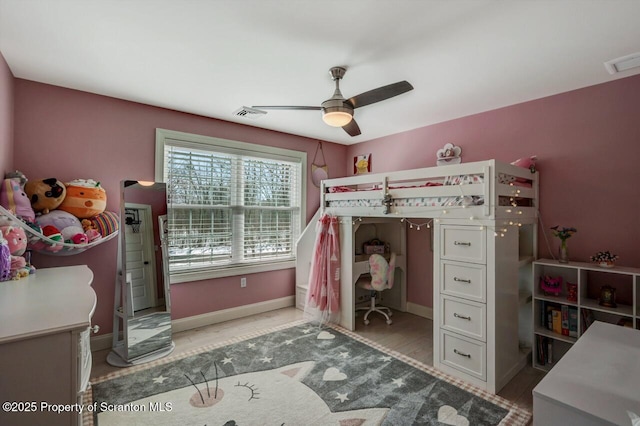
169 260 296 284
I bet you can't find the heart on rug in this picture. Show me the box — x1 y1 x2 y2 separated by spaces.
438 405 470 426
322 367 347 381
317 331 335 340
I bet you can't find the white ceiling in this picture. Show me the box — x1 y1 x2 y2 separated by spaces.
1 0 640 146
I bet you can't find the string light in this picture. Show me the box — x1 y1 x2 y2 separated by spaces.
400 218 433 231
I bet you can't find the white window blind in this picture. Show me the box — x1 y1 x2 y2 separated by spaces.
156 129 305 281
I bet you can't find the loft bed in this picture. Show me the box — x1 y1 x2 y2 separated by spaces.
321 159 538 221
0 205 119 256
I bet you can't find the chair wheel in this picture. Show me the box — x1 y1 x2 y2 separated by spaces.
388 311 393 317
364 320 370 325
386 319 393 325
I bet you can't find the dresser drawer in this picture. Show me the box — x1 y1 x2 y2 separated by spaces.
440 225 486 264
440 331 486 381
441 296 486 341
441 260 486 303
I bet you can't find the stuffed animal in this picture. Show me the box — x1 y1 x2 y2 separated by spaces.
24 178 66 214
0 177 35 223
35 210 83 242
2 226 27 257
0 225 28 279
41 225 63 253
58 179 106 219
81 217 101 241
5 170 27 186
88 211 119 237
60 225 88 245
0 235 12 281
84 228 102 243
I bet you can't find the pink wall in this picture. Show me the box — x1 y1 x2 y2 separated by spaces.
12 80 347 335
0 52 13 175
348 74 640 308
8 69 640 326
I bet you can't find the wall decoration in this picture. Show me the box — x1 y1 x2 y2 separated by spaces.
436 143 462 166
354 154 371 175
311 141 329 188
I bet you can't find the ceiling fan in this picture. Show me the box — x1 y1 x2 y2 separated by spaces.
252 66 414 137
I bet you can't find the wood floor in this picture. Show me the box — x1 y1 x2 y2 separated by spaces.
91 307 544 417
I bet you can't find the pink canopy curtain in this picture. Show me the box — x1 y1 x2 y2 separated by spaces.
304 214 341 325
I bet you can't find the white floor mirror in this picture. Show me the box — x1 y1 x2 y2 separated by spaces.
107 180 175 366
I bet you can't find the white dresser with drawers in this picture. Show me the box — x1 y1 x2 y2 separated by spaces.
434 223 525 394
0 266 96 426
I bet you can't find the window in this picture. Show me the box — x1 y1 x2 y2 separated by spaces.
155 129 306 283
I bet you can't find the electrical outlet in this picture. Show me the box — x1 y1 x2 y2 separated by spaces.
240 277 247 288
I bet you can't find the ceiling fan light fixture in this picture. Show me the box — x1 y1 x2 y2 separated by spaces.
322 109 352 127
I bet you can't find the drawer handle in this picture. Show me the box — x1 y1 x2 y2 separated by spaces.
454 241 471 246
454 349 471 358
453 277 471 283
453 313 471 321
91 325 100 334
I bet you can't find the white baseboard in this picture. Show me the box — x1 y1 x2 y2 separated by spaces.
406 302 433 319
172 296 294 333
91 333 114 352
91 296 295 352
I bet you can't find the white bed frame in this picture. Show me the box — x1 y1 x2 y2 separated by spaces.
321 159 538 222
297 159 539 394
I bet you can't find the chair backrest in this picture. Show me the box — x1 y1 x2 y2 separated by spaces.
386 252 396 290
368 253 396 291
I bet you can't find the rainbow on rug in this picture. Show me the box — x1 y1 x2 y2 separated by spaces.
87 321 531 425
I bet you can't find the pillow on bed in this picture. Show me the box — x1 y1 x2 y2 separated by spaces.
511 155 537 181
511 155 537 171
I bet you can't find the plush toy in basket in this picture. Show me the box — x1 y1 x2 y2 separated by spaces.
1 172 35 223
58 179 107 219
24 177 66 214
35 210 88 245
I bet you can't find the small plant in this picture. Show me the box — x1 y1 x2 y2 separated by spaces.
590 251 619 263
551 226 576 263
550 226 577 241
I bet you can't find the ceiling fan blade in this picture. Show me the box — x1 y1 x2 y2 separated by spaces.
347 81 414 109
342 118 361 137
251 105 321 111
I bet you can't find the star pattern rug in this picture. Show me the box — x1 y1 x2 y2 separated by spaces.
85 320 531 425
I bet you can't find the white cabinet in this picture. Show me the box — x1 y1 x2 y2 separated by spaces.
434 222 533 394
532 259 640 371
533 321 640 425
0 266 96 426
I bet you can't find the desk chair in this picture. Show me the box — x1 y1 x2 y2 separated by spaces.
356 253 396 325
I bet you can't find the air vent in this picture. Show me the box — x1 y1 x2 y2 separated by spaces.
233 106 267 120
604 53 640 75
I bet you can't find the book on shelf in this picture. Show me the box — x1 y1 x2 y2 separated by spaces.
561 305 570 336
536 335 554 366
581 308 595 332
552 308 562 334
568 307 578 337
